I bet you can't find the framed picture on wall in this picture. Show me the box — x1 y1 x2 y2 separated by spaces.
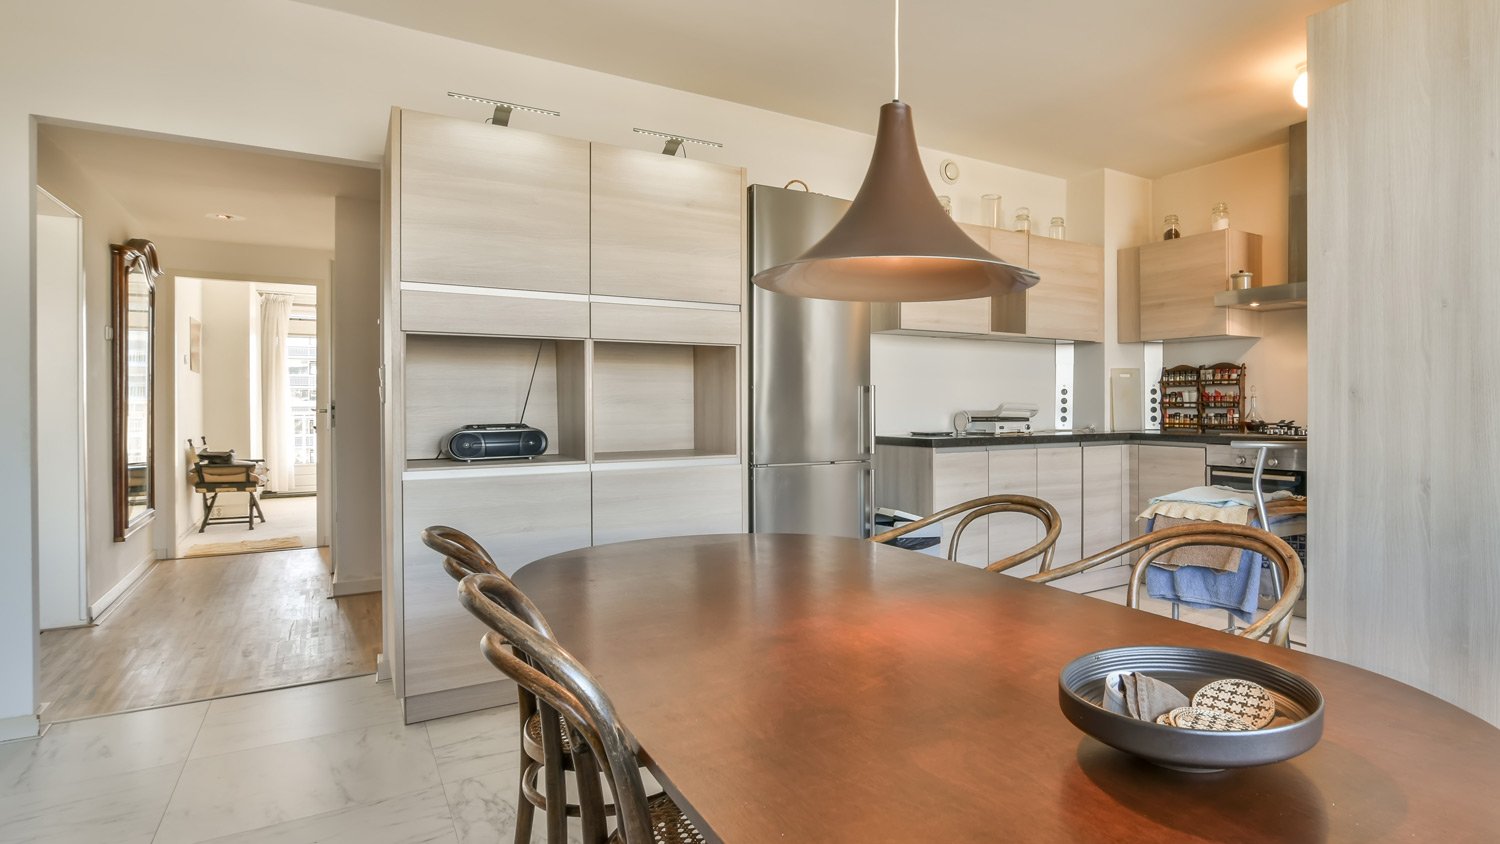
189 317 202 373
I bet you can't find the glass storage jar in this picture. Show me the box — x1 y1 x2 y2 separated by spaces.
1210 202 1230 231
1014 207 1031 234
1163 214 1181 240
1049 216 1066 239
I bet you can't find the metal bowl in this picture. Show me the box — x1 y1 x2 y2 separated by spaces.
1058 646 1324 772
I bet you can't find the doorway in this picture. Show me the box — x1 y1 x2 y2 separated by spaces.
33 120 382 722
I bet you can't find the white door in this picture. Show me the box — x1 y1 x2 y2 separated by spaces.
36 189 88 629
285 322 319 494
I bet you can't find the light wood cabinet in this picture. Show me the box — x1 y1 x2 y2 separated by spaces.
591 342 738 461
1082 445 1127 556
400 473 591 698
1133 445 1207 536
870 225 1012 336
988 447 1040 576
399 111 590 293
994 236 1105 342
1137 230 1263 340
589 144 743 305
932 450 990 565
589 302 740 346
1036 446 1083 564
400 287 588 338
592 465 743 544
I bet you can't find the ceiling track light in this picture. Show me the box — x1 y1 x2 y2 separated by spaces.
632 128 723 156
447 91 560 126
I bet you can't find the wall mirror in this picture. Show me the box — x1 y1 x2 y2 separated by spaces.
112 238 161 540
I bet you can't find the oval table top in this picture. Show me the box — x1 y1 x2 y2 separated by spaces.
512 533 1500 842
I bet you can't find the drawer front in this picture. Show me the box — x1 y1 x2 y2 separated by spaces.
590 302 740 345
592 465 744 545
401 289 589 338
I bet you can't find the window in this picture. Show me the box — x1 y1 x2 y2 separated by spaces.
286 333 317 465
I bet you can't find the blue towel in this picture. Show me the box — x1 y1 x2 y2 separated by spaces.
1143 515 1283 623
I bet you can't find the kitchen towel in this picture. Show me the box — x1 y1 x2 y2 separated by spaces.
1139 485 1299 525
1143 515 1263 623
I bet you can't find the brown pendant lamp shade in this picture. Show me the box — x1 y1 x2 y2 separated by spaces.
753 101 1040 302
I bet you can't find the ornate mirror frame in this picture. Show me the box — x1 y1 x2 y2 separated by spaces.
111 238 161 540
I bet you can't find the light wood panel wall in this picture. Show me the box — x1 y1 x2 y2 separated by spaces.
1309 0 1500 725
400 111 589 292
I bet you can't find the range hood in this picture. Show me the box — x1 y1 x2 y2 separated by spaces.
1215 121 1308 310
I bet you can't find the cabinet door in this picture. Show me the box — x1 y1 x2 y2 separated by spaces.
590 145 743 304
1025 238 1104 342
400 110 589 293
989 229 1032 334
1137 231 1261 340
988 447 1040 576
932 450 989 565
1082 445 1126 556
1036 446 1084 564
401 473 591 697
592 465 743 544
1134 445 1207 535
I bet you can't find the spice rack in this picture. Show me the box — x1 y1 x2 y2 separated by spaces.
1157 362 1247 432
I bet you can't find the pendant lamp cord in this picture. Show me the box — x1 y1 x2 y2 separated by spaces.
893 0 901 101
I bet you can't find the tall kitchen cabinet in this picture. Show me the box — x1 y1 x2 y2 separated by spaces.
384 109 747 722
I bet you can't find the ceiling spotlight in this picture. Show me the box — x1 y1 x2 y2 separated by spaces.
206 212 245 222
447 92 560 127
632 128 723 156
1292 63 1308 108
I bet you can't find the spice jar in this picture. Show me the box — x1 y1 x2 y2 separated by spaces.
1014 207 1032 234
1211 202 1230 231
1049 216 1066 239
1163 214 1181 240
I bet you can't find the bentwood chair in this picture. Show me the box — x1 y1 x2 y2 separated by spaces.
460 573 706 844
870 494 1064 574
1025 523 1305 647
421 526 653 844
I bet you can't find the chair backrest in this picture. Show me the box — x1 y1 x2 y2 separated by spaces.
870 494 1063 574
1026 523 1305 646
421 525 554 639
460 573 656 843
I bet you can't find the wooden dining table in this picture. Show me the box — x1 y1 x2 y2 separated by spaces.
511 533 1500 842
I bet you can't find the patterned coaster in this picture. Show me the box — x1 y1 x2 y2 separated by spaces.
1155 712 1175 726
1168 706 1256 732
1192 679 1277 729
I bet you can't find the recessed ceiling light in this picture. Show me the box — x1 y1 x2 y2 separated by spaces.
1293 63 1309 109
206 212 245 222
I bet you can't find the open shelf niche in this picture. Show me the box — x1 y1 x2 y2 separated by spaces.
403 333 588 469
591 341 738 462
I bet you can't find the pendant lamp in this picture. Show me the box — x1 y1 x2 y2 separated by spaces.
752 1 1040 302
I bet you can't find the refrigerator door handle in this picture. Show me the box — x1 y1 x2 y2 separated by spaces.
859 384 876 458
863 463 877 538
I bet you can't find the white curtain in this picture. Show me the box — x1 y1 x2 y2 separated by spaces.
259 293 295 493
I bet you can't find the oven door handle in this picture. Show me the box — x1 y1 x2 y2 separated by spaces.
1212 469 1300 483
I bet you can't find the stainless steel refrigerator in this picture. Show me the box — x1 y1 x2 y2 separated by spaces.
748 185 874 538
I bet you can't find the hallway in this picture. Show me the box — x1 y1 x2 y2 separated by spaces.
39 547 380 722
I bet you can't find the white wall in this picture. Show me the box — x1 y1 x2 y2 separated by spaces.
173 276 204 536
871 336 1058 434
199 280 257 457
1152 143 1309 423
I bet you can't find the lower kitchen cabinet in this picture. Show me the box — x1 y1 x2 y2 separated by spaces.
932 450 990 566
400 472 592 707
1082 445 1127 556
1036 447 1084 564
1133 444 1208 536
591 464 743 544
988 447 1040 576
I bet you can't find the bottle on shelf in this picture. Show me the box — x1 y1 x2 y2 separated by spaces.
1210 202 1230 231
1163 214 1181 240
981 194 1002 227
1049 216 1066 239
1014 207 1032 234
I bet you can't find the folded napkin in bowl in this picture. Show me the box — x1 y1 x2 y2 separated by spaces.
1104 671 1190 723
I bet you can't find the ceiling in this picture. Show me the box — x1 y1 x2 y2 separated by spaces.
39 124 378 251
296 0 1336 177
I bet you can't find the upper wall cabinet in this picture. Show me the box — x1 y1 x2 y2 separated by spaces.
399 110 590 293
590 145 744 305
870 225 1022 337
993 235 1104 342
1136 230 1262 341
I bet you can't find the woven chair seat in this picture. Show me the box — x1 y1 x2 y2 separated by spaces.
525 711 575 754
607 793 706 844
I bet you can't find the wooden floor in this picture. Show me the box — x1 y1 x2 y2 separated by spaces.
39 547 381 722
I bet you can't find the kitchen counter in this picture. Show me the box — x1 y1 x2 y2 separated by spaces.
876 430 1308 448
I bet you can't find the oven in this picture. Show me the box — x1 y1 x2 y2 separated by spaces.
1204 443 1307 496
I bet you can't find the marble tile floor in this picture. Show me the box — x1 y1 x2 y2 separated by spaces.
1083 584 1309 650
0 675 573 844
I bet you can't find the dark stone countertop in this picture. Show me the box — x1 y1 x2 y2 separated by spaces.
875 430 1307 448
